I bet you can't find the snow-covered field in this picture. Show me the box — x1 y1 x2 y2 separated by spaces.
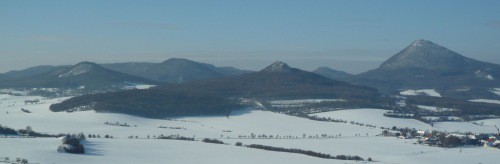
311 108 430 130
1 95 499 164
122 84 156 90
417 105 457 112
400 89 442 97
491 88 500 96
422 116 463 122
474 118 500 128
310 109 497 133
269 99 344 108
469 99 500 105
220 137 499 164
0 138 343 164
0 95 379 139
0 89 29 96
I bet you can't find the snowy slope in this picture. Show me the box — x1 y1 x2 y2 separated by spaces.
417 105 457 112
473 118 500 128
1 95 499 164
469 99 500 105
220 137 499 164
59 63 93 77
0 95 380 139
491 88 500 96
400 89 442 97
311 109 497 133
122 84 156 90
0 138 342 164
310 108 431 130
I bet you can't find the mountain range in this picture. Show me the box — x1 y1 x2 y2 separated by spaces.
0 58 251 90
101 58 251 83
50 62 383 118
2 39 499 108
159 61 380 100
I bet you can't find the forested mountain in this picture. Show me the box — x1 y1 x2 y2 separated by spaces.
50 62 383 118
0 62 157 90
101 58 251 83
351 39 500 99
313 67 353 80
3 65 67 79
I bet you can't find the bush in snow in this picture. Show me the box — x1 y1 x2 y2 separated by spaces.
57 133 85 154
202 138 225 144
440 135 464 148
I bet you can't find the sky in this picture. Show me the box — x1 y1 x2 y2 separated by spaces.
1 0 499 74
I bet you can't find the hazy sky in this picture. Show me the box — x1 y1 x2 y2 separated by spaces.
1 0 499 74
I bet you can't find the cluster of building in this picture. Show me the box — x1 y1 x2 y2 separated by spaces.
385 128 499 149
416 131 499 148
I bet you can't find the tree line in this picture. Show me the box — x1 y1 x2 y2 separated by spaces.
246 144 367 161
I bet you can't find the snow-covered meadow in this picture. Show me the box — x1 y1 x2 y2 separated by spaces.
0 138 344 164
400 89 442 97
417 105 457 112
491 88 500 96
1 94 499 164
310 108 498 134
469 99 500 105
220 137 499 164
269 99 344 108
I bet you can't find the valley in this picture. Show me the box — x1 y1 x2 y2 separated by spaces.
1 92 499 164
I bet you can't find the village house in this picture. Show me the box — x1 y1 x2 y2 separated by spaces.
481 136 499 148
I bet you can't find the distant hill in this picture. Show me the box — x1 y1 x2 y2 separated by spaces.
101 58 251 83
141 58 226 83
50 61 383 118
313 67 353 80
0 74 6 81
99 62 157 78
214 66 252 76
0 62 157 90
0 58 250 89
351 39 500 99
3 65 67 79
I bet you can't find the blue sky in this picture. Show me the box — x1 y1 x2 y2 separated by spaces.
1 0 499 73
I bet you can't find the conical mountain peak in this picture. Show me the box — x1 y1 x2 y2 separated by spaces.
406 39 443 51
379 39 468 70
261 61 294 73
410 39 434 46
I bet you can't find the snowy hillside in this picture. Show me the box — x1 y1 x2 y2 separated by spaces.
469 99 500 105
0 95 379 139
0 138 342 164
417 105 457 112
220 137 499 164
491 88 500 96
311 109 498 133
58 63 93 77
400 89 442 97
